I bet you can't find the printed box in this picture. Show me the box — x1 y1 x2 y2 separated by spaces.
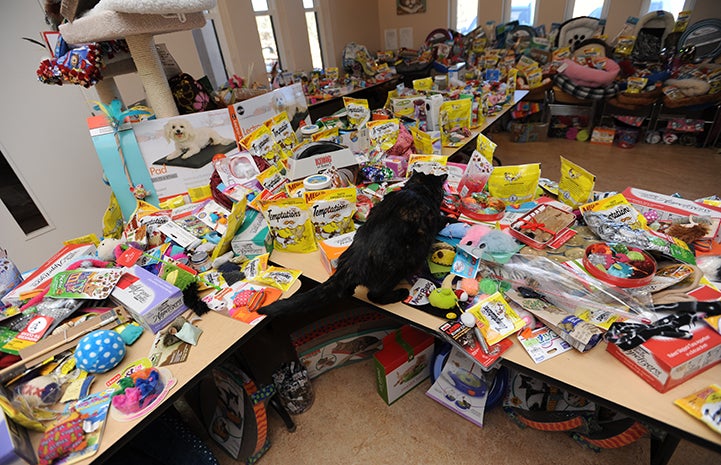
318 232 355 275
2 243 97 308
0 409 36 465
607 323 721 393
374 325 435 405
110 265 187 333
621 187 721 243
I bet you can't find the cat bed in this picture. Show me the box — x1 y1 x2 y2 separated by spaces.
631 10 675 63
92 0 216 15
553 74 619 100
559 58 620 88
555 16 601 50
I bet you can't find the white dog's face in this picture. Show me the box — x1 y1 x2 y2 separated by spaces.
165 118 193 143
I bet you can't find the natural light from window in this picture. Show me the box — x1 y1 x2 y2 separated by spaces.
509 0 536 26
572 0 606 18
455 0 479 34
303 0 324 70
645 0 687 18
252 0 280 73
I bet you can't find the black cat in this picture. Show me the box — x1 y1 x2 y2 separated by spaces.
258 170 448 317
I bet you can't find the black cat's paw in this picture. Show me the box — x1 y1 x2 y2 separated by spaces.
368 288 409 305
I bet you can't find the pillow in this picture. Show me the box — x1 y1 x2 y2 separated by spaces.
560 58 620 88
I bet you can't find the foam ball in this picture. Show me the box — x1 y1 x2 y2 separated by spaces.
74 329 126 373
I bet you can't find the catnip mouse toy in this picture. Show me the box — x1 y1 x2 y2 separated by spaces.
259 169 448 317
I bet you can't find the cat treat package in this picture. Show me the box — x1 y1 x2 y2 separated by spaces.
263 111 298 155
343 97 371 129
261 197 317 253
440 99 472 147
367 119 400 153
557 157 595 208
410 126 441 155
304 187 357 242
487 163 541 205
240 124 286 168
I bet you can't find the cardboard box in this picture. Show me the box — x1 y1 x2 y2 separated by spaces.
318 232 355 275
0 410 35 465
621 187 721 243
291 305 399 379
231 209 269 258
284 147 359 181
374 325 435 405
2 243 97 307
110 265 187 333
607 323 721 393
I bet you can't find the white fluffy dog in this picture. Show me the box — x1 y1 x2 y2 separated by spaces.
164 118 234 160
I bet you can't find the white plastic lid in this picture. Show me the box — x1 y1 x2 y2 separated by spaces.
303 174 332 191
300 124 320 135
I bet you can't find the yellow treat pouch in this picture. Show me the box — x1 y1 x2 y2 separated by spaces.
241 124 286 167
674 384 721 435
256 164 287 194
579 193 648 230
487 163 540 204
261 197 317 253
407 154 448 176
253 266 302 292
241 253 269 282
343 97 371 129
557 156 596 208
476 133 497 164
410 126 437 155
413 77 433 92
626 76 648 94
264 112 298 153
439 99 472 147
103 192 124 239
367 119 400 153
615 36 636 57
311 126 340 143
304 187 357 241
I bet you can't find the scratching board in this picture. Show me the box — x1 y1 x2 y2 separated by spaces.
153 142 236 169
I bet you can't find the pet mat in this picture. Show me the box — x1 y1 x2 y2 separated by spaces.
153 142 236 169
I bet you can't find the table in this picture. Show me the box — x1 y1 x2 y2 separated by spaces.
441 90 529 159
27 281 300 464
307 76 403 121
270 249 721 464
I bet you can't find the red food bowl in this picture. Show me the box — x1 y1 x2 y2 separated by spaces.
583 242 656 288
459 194 506 222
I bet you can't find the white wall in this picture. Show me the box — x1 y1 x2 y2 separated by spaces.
0 1 108 272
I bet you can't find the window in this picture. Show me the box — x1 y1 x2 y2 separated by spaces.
252 0 281 73
567 0 608 19
452 0 479 34
506 0 536 26
303 0 324 70
0 147 49 235
641 0 695 19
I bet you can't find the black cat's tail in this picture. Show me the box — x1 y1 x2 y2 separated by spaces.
257 273 350 317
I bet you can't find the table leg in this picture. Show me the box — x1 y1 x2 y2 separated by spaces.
269 395 297 432
650 431 681 465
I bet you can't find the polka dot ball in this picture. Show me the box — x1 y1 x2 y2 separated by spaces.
74 329 126 373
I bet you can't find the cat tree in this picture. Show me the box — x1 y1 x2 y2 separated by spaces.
58 0 213 118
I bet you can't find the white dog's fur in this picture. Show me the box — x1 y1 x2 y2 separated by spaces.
164 118 234 160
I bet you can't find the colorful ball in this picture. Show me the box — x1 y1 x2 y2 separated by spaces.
74 329 126 373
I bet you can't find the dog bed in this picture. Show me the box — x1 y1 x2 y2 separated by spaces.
153 142 236 169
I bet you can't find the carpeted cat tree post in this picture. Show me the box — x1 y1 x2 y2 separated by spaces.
58 0 215 118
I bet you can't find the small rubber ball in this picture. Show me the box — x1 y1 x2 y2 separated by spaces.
74 329 126 373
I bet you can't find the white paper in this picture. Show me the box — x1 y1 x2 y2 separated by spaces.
399 27 414 49
384 29 398 50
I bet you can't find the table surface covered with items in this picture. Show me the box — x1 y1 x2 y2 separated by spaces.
7 4 721 464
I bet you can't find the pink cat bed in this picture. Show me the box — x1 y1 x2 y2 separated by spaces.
560 58 620 88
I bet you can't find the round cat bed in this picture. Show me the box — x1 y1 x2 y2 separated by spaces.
560 58 620 87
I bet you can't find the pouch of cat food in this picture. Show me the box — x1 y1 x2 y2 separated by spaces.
256 164 287 194
525 67 544 89
48 269 124 299
304 187 357 241
557 157 595 208
261 197 317 253
674 384 721 435
475 133 497 164
410 126 434 155
487 163 540 204
343 97 371 129
264 112 297 154
407 154 448 177
367 118 400 153
241 253 269 282
253 266 302 292
413 77 433 92
311 126 340 143
440 99 472 147
615 36 636 57
241 124 286 167
626 76 648 94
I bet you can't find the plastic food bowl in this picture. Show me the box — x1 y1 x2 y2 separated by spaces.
459 194 506 222
583 242 656 288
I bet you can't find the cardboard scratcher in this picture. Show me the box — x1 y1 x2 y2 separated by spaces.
153 142 236 169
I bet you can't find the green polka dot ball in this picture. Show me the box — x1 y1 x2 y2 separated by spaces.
74 330 126 373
